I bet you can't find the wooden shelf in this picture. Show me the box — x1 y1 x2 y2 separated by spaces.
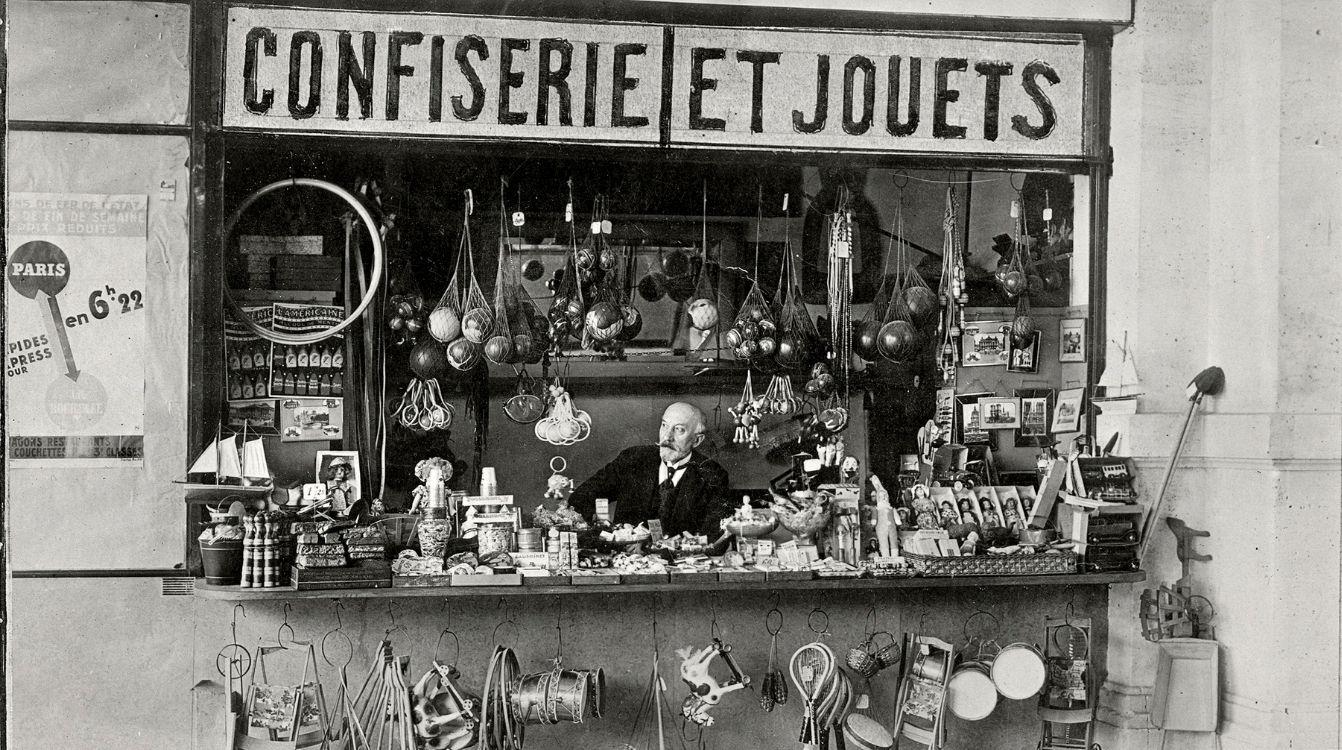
194 570 1145 600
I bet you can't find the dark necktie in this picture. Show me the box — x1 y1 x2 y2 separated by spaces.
658 467 677 520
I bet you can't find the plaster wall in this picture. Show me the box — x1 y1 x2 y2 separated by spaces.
1098 0 1342 747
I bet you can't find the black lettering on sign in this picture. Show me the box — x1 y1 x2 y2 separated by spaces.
612 43 649 128
499 38 530 125
244 27 276 115
337 31 376 120
735 50 780 134
792 54 830 134
933 57 967 139
842 55 875 135
538 38 574 127
452 35 489 122
429 36 445 122
974 61 1012 141
886 56 921 137
1012 60 1059 139
386 31 423 121
288 31 322 120
584 42 599 127
689 47 727 131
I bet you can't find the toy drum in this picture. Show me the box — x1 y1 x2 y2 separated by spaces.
946 660 998 720
843 713 895 750
911 649 950 682
991 642 1047 700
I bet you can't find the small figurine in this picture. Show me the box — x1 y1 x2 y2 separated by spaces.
840 455 859 482
544 455 573 503
870 475 900 558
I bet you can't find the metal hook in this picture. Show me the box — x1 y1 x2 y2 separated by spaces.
892 171 910 190
435 627 461 667
555 596 564 662
277 602 296 648
864 606 878 637
963 610 1001 645
321 601 353 671
231 604 247 642
807 607 830 637
385 601 404 638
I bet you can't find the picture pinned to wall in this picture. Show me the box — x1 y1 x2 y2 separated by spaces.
1015 388 1055 447
226 400 278 434
961 320 1010 367
1052 387 1085 433
278 398 344 442
979 397 1023 429
1007 332 1041 373
1059 318 1087 362
315 450 361 514
956 392 994 446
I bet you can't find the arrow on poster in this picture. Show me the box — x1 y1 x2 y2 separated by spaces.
36 291 81 381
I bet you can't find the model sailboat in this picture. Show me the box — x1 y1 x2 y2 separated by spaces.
1092 331 1143 414
179 422 274 493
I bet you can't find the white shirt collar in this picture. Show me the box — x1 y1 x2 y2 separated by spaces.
659 453 692 486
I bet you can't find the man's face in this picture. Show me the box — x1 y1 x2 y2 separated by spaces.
332 466 350 481
658 404 704 464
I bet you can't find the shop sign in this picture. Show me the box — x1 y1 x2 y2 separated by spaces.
225 8 1085 157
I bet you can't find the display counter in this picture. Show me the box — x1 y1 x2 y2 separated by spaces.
194 570 1144 600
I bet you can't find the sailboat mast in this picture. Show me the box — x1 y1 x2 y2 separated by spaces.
213 422 222 486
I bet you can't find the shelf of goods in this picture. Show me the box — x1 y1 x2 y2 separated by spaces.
194 570 1144 600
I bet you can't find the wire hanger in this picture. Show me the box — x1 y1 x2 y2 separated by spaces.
276 602 296 649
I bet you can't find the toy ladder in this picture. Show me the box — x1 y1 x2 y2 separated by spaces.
1037 617 1098 750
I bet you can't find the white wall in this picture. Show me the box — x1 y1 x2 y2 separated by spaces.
1097 1 1342 747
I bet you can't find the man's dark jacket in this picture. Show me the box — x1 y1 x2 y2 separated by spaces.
568 445 732 538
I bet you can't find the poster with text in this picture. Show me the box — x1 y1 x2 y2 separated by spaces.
6 193 147 465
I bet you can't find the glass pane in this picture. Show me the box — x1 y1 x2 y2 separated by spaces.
8 1 190 125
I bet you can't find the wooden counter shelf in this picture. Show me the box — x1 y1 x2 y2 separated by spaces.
194 570 1145 600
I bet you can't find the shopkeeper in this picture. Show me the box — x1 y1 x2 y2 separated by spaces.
569 402 732 538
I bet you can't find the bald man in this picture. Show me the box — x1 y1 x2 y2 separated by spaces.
569 402 733 538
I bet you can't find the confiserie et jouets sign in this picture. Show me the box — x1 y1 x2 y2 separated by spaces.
225 8 1085 156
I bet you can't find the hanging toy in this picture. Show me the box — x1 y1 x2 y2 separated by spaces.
687 182 721 334
935 186 966 387
677 639 751 727
729 371 763 448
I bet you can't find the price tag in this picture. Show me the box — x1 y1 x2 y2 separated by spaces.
800 665 815 683
564 203 573 222
856 693 870 710
590 221 602 235
601 219 613 235
512 211 525 227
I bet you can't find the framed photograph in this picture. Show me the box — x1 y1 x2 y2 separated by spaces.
979 397 1023 429
315 450 361 512
1006 332 1041 373
1059 318 1087 362
961 402 991 445
278 397 344 442
961 320 1010 367
1052 388 1085 433
954 391 995 447
1015 388 1056 447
